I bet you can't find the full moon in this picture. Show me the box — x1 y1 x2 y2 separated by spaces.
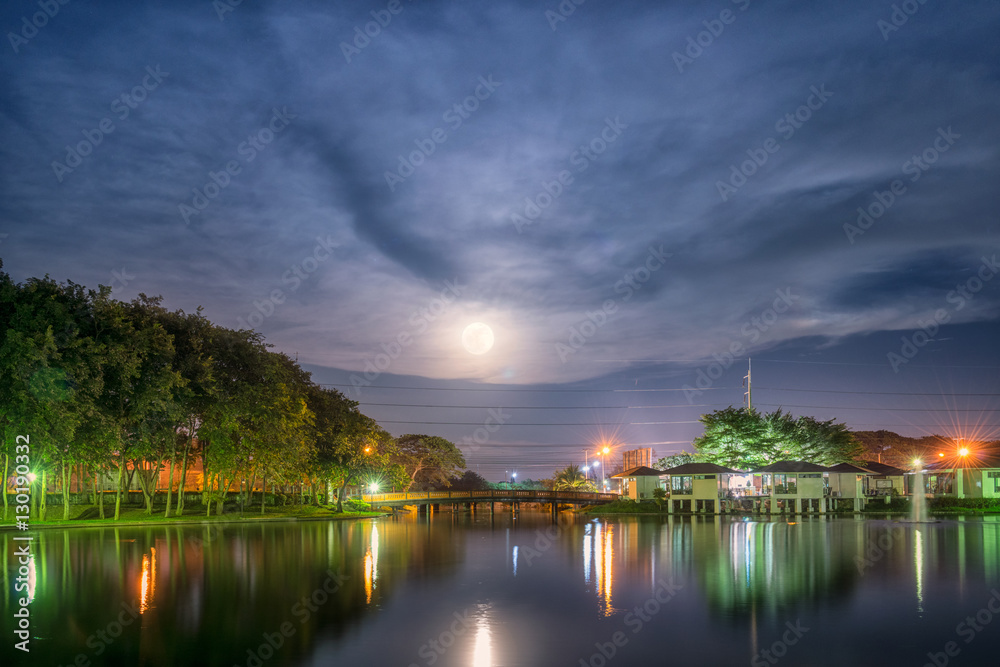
461 322 494 355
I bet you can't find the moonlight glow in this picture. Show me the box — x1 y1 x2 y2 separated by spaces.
462 322 495 355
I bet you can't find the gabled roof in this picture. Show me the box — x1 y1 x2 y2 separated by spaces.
826 463 876 474
611 466 664 478
858 461 907 476
659 462 739 475
753 460 829 473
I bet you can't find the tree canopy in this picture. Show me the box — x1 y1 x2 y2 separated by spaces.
692 407 862 470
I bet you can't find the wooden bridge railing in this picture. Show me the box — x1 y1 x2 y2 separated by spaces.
360 489 619 504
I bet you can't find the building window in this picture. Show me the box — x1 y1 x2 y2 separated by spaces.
671 476 693 495
774 474 797 494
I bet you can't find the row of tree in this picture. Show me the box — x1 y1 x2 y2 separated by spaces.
0 263 466 520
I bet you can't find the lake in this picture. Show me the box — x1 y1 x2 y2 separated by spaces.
3 511 1000 666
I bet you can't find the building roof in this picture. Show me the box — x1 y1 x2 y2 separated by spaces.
659 462 740 475
752 460 829 473
826 463 877 474
611 466 665 478
858 461 908 476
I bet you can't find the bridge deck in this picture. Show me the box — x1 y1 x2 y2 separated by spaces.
360 489 619 506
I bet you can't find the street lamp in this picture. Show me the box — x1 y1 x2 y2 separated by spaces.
511 471 517 486
957 442 969 498
601 446 610 490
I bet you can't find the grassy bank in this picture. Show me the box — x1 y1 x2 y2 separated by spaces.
1 503 385 530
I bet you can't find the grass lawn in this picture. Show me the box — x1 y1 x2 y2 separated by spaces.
1 502 385 529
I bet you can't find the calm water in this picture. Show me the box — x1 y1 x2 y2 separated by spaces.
3 512 1000 666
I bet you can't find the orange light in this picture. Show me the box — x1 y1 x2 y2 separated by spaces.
364 447 371 454
602 446 610 455
959 448 969 457
939 453 945 457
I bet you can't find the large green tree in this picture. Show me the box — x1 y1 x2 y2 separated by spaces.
693 407 862 469
392 434 465 491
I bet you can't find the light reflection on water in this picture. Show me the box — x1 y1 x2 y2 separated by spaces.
2 514 999 666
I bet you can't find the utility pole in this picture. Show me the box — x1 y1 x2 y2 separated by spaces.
743 357 752 411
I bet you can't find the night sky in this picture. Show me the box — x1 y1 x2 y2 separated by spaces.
3 0 998 481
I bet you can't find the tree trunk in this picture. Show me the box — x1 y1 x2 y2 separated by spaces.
40 470 48 521
177 436 191 516
337 479 348 513
96 471 105 519
165 440 177 518
114 455 125 521
1 453 8 522
62 458 71 521
261 476 266 515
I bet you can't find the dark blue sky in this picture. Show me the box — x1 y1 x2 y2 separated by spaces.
2 0 998 480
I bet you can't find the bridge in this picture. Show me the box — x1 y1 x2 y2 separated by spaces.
361 488 619 510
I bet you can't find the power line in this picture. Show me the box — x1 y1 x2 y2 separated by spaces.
755 404 998 413
376 420 703 426
358 403 720 409
756 387 1000 397
323 383 738 393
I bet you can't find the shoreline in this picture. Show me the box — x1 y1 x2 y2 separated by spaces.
0 507 389 532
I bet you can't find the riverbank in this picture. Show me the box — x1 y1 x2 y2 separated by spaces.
0 503 387 531
582 498 1000 517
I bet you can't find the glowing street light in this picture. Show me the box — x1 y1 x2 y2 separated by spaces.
369 482 379 493
959 447 969 457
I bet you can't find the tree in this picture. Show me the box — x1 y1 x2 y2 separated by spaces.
445 470 491 491
693 407 862 469
392 434 465 491
553 464 596 491
652 487 667 509
655 451 696 470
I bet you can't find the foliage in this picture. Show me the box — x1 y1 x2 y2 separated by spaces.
392 434 465 490
344 497 371 512
0 264 405 520
651 487 667 509
553 464 597 491
654 451 696 470
692 407 863 469
587 498 662 514
444 470 491 491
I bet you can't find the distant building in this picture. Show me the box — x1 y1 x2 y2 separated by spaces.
622 448 653 471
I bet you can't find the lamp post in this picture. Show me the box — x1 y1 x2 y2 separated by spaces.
957 440 968 498
602 446 610 490
511 471 517 487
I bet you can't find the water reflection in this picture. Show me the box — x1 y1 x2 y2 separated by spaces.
3 514 999 666
364 524 379 604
